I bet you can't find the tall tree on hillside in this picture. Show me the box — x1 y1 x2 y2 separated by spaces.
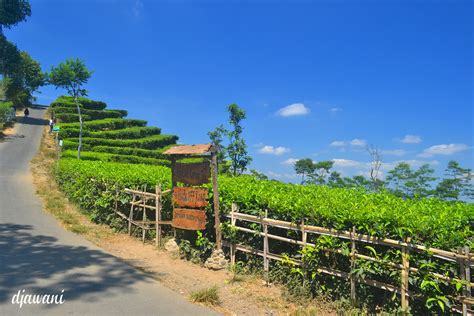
0 0 31 34
436 160 474 201
0 0 31 78
49 58 92 159
0 0 30 75
5 51 46 106
226 103 252 176
0 35 20 77
294 158 315 184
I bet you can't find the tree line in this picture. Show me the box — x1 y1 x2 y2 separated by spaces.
294 157 473 202
207 104 473 202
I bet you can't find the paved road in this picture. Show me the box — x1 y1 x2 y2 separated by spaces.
0 107 217 315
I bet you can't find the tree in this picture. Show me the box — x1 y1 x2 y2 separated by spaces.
49 58 92 159
386 162 437 199
249 169 268 180
344 175 373 191
327 171 346 188
207 124 227 165
294 158 315 184
367 145 383 191
412 164 436 197
226 103 252 176
4 51 46 106
436 161 474 201
386 162 415 198
0 0 31 34
0 34 21 77
308 160 334 185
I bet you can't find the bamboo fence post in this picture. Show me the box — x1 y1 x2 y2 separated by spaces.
211 152 222 250
263 209 269 284
350 226 357 306
171 157 177 239
462 246 471 316
128 191 137 236
401 238 410 313
230 203 237 265
302 219 307 246
141 184 147 243
114 189 119 214
155 185 162 248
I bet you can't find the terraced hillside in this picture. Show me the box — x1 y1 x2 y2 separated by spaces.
51 96 177 166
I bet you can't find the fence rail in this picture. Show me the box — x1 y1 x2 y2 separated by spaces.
115 186 171 246
225 204 473 315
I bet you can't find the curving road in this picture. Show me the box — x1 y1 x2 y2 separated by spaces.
0 107 216 315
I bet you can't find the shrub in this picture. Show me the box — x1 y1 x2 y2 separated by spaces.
0 101 13 126
66 134 178 150
60 118 147 131
90 126 161 139
61 150 170 166
56 113 91 123
53 107 127 120
92 145 170 159
190 286 220 305
58 128 89 139
59 126 161 140
51 96 107 110
62 140 92 151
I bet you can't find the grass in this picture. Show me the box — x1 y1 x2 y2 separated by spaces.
226 273 245 284
190 286 220 306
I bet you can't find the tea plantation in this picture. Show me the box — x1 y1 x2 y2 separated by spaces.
52 96 474 314
52 96 177 166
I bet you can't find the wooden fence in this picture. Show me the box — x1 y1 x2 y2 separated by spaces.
114 185 171 246
225 204 473 315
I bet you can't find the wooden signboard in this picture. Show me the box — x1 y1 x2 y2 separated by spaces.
172 208 207 230
173 162 210 185
173 187 208 208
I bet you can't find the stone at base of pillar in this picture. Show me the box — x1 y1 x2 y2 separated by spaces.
164 238 179 253
204 249 228 270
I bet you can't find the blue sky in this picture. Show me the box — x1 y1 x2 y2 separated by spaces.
6 0 473 182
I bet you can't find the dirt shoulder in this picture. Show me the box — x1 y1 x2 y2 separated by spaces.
30 123 337 315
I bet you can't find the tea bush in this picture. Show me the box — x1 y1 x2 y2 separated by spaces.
66 134 178 150
61 150 170 166
53 107 127 120
56 113 91 123
60 118 147 131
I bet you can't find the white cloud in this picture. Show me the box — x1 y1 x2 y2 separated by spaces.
258 145 291 156
276 103 310 117
382 149 407 157
282 158 299 165
329 107 342 114
332 159 362 168
330 140 347 147
132 0 144 17
350 139 367 147
418 144 469 157
399 135 422 144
